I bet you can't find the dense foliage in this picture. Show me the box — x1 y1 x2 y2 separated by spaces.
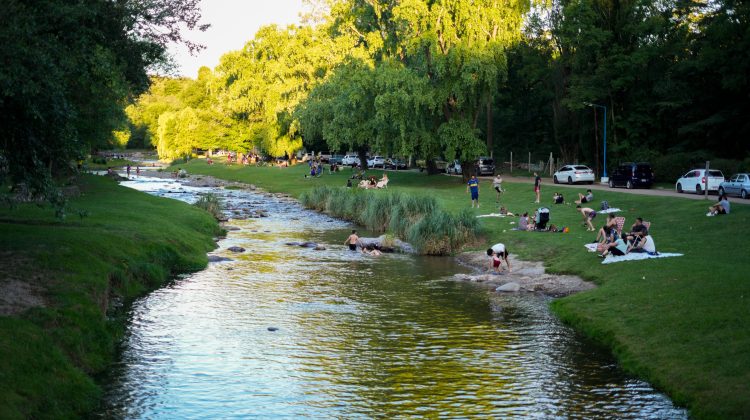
0 0 206 198
130 0 748 176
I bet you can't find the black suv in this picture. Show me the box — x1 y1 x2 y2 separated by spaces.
608 162 654 189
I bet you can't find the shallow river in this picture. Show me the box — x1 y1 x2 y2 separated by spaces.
103 175 686 418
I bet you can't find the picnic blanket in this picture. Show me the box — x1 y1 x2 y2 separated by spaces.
601 252 683 264
598 208 622 214
476 213 509 218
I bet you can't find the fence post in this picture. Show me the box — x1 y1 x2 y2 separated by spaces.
549 153 554 176
510 151 513 174
705 161 710 200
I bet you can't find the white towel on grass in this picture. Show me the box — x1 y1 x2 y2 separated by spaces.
584 243 599 252
476 213 508 218
601 252 683 264
598 208 622 214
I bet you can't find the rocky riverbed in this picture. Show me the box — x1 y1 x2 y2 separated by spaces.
454 252 595 297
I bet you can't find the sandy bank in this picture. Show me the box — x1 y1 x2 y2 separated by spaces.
453 252 595 297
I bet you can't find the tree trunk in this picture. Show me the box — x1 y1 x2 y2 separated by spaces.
357 147 369 170
486 100 493 154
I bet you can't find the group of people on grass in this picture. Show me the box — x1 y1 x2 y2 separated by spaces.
594 215 656 257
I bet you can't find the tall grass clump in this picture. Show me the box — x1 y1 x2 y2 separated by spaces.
193 193 223 220
299 186 481 255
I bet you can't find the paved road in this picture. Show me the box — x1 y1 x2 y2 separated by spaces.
468 174 750 205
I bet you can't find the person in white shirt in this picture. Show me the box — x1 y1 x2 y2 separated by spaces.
486 243 511 273
628 234 656 254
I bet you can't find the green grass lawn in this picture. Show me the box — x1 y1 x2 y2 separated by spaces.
173 159 750 419
0 175 221 419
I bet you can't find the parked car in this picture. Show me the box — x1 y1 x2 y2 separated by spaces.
475 157 495 176
718 173 750 199
328 154 344 165
385 158 407 170
367 156 386 168
446 160 462 175
553 165 595 184
342 154 359 166
416 159 448 172
675 169 725 194
608 162 654 189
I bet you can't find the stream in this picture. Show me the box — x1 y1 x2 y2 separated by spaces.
101 174 686 418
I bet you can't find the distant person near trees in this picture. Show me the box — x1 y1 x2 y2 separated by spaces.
534 172 541 203
467 175 480 208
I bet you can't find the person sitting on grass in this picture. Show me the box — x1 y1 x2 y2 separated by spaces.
595 214 618 243
628 233 657 254
577 205 597 231
553 192 564 204
516 212 529 231
626 218 649 247
486 243 511 273
707 194 730 216
600 235 628 258
575 189 594 205
527 211 537 231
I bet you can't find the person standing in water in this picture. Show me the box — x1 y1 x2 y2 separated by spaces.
467 175 480 208
126 164 131 178
344 230 360 251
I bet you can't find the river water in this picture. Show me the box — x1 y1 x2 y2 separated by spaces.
102 175 686 418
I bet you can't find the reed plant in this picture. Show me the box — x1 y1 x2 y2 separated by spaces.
193 193 223 220
300 186 479 255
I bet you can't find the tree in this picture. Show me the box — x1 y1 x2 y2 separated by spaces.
0 0 207 200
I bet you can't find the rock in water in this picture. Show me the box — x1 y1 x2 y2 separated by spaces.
495 282 521 292
227 246 245 253
224 226 241 231
300 242 318 248
314 245 327 250
267 327 279 332
207 255 233 263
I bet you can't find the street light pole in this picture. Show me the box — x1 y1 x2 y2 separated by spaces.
584 102 608 181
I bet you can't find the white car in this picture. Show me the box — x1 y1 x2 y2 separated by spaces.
341 154 359 166
676 169 725 194
367 156 385 168
553 165 595 184
446 160 462 175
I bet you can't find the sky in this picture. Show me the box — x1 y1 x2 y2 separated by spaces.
170 0 307 78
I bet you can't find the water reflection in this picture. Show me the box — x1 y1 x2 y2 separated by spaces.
103 177 686 418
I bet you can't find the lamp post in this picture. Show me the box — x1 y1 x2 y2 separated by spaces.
584 102 607 182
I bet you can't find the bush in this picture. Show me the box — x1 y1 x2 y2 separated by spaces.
193 193 223 220
299 186 480 255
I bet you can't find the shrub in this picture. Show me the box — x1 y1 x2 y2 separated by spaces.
193 193 223 220
299 186 480 255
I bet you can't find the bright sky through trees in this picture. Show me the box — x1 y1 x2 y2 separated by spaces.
170 0 305 77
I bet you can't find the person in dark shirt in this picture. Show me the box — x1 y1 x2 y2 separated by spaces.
467 175 480 208
534 172 541 203
626 218 648 246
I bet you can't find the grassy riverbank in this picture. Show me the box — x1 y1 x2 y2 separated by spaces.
172 160 749 418
0 175 221 418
